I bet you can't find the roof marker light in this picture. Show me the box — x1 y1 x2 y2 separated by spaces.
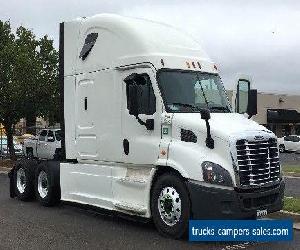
197 62 201 69
186 62 190 68
214 64 218 70
161 59 165 67
191 61 196 68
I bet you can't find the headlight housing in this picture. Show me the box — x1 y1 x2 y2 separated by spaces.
201 161 233 187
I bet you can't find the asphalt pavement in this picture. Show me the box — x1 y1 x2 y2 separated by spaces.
0 174 299 250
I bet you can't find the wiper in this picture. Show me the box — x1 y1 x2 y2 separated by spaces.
171 102 200 111
209 106 231 112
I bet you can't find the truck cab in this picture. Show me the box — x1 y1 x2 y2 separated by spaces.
10 14 284 239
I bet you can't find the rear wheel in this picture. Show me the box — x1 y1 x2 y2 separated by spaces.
151 173 190 239
14 163 34 201
35 162 60 206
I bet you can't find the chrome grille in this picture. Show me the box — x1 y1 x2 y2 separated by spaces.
236 138 280 187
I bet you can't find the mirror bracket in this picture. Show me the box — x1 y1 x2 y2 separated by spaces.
135 116 154 130
200 109 214 149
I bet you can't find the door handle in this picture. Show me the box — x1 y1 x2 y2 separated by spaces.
123 139 129 155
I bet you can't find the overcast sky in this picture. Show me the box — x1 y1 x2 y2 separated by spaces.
1 0 300 94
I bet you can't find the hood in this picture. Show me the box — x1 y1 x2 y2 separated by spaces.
172 112 273 141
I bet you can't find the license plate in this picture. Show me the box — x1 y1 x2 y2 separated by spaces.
257 209 268 217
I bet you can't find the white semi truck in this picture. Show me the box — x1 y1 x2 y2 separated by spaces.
9 14 284 239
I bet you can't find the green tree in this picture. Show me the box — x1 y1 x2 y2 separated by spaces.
0 20 59 160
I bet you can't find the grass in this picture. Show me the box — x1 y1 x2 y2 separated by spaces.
284 197 300 214
282 165 300 175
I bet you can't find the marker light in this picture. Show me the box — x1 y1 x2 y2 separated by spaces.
197 62 201 69
191 61 196 68
161 59 165 67
186 61 190 68
214 64 218 70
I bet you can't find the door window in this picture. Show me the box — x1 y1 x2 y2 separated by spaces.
125 73 156 115
47 130 55 142
39 130 48 141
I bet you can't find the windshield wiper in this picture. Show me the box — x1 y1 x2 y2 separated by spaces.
209 106 231 112
171 102 200 111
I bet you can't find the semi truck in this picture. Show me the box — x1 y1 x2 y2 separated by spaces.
8 14 284 239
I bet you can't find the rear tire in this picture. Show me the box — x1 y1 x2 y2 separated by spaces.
151 173 190 239
13 162 35 201
35 162 60 206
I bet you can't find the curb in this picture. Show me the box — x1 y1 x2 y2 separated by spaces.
284 175 300 179
273 211 300 230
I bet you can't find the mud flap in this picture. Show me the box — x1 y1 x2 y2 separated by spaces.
8 168 16 198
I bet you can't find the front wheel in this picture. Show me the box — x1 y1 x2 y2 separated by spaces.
151 173 190 239
279 144 285 153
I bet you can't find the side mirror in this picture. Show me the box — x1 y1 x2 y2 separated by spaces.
236 79 250 114
145 119 154 130
247 89 257 118
47 136 55 142
199 108 214 149
128 84 138 116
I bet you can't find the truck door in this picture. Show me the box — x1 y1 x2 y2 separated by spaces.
284 136 293 151
46 130 56 159
36 130 48 159
121 67 161 164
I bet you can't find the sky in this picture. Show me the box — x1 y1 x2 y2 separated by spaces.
1 0 300 94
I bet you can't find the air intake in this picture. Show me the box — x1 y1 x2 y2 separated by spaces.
181 129 197 143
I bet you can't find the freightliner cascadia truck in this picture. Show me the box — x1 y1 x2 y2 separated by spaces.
9 14 284 239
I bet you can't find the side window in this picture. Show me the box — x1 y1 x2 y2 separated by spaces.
55 130 62 141
125 73 156 115
47 130 55 142
79 33 98 60
293 136 300 142
39 130 48 142
285 136 291 141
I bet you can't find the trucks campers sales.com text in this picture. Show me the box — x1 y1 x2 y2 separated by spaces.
189 220 293 241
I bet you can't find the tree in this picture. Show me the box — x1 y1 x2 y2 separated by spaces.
0 20 59 160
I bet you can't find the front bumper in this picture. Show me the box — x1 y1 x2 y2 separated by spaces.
187 180 284 219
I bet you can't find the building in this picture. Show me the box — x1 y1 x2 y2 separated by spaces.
228 90 300 137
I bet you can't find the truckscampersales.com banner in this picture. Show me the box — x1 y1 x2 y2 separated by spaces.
189 220 293 242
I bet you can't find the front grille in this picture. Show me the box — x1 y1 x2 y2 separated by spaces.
242 193 279 209
236 138 280 187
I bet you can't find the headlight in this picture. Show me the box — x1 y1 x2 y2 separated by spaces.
201 161 233 187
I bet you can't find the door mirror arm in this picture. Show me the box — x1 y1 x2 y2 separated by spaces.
135 115 154 130
200 109 214 149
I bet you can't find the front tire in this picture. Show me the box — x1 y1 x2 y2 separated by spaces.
279 144 285 153
35 162 60 206
151 173 190 239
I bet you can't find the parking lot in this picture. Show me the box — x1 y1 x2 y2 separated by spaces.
0 169 300 249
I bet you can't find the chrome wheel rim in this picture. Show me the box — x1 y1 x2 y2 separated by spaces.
38 171 48 198
16 168 26 194
158 186 181 226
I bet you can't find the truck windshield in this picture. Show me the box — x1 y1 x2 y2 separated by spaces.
158 70 231 113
